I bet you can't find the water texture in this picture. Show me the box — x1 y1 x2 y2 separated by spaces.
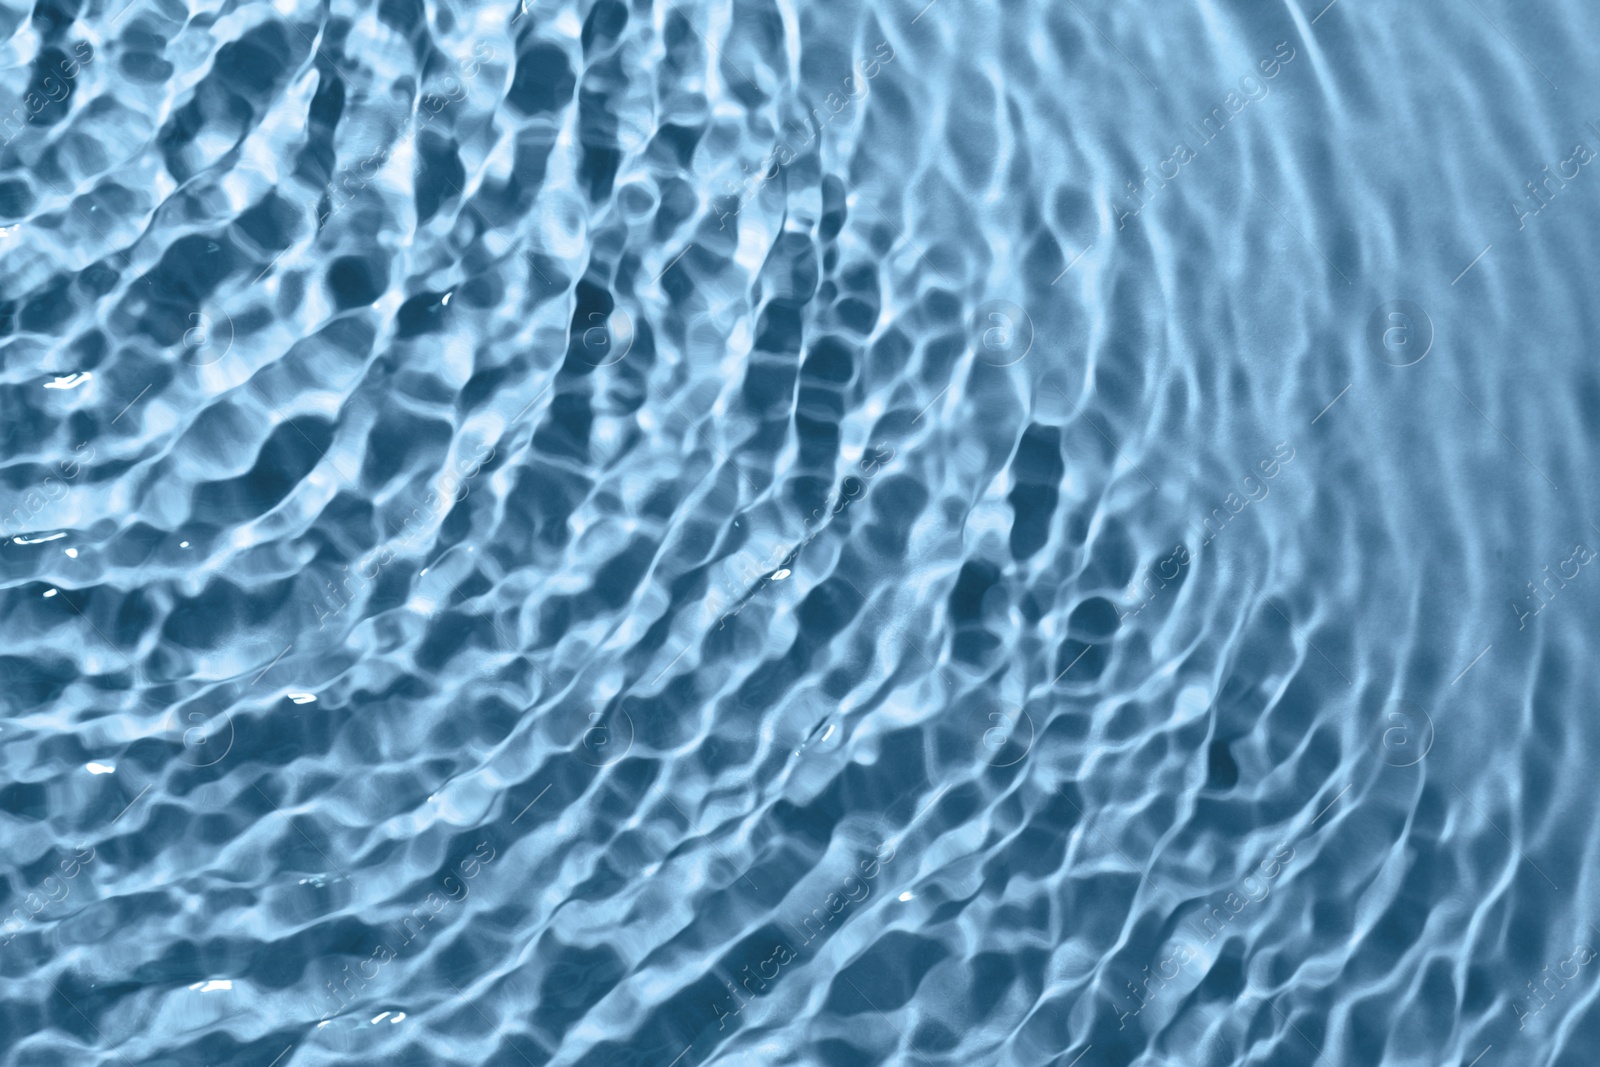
1 0 1599 1064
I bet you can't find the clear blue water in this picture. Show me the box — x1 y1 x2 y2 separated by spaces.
2 0 1599 1064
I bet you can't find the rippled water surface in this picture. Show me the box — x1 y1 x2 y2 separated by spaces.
4 0 1600 1064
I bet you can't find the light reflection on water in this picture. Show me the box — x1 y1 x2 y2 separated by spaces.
2 1 1599 1065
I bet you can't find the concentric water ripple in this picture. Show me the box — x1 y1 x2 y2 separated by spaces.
3 0 1600 1065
